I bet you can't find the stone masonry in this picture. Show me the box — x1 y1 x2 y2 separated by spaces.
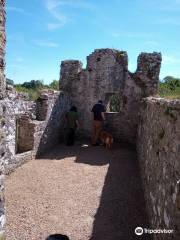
0 0 5 100
137 97 180 239
60 49 162 143
1 89 70 174
0 2 179 238
0 0 5 239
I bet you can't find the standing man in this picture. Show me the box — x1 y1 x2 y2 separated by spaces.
91 100 106 146
65 106 79 146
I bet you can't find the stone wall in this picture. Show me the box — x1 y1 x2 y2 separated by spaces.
0 0 6 100
1 90 71 173
0 104 5 240
0 92 36 173
0 0 6 238
104 112 138 143
137 97 180 239
35 90 71 156
60 49 162 143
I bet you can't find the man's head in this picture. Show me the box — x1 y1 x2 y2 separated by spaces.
46 234 70 240
98 100 103 104
70 106 77 112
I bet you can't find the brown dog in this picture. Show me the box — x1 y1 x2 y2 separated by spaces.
99 130 114 149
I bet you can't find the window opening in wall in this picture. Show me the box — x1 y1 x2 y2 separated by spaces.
105 93 121 113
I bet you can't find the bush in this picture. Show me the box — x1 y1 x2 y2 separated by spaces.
49 80 59 90
15 79 59 101
159 76 180 99
109 95 121 112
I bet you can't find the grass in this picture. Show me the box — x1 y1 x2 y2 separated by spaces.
158 84 180 99
15 86 41 101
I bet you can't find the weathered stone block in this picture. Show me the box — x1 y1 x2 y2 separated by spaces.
137 97 180 239
60 48 162 143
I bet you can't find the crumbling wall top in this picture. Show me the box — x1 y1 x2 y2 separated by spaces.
136 52 162 77
133 52 162 96
86 48 128 71
0 0 6 99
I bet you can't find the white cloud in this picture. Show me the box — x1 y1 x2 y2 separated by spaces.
163 55 180 65
45 0 70 29
33 39 59 48
47 22 63 30
45 0 94 10
7 64 27 70
15 57 24 63
6 6 31 15
7 6 26 13
46 0 60 10
44 0 94 30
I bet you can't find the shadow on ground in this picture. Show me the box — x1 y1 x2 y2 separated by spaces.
38 142 151 240
89 146 151 240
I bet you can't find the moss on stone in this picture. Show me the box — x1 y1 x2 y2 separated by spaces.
0 234 5 240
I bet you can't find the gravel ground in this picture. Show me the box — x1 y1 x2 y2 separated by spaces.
5 143 151 240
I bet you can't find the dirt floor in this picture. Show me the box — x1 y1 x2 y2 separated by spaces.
5 143 151 240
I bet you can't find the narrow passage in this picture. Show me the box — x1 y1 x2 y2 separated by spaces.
6 144 151 240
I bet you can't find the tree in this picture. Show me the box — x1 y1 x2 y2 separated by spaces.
22 80 44 89
159 76 180 99
163 76 180 90
49 80 59 90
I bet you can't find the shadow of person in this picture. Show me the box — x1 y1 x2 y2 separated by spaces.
75 145 110 166
38 142 110 166
46 234 70 240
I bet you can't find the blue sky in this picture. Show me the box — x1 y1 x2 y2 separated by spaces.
6 0 180 84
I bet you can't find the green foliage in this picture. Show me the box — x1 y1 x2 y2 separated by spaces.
109 95 121 112
163 76 180 90
14 79 59 101
15 85 29 93
15 86 40 101
49 80 59 90
159 76 180 99
21 79 44 89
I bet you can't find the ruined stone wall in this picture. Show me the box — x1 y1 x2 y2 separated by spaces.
137 97 180 239
1 90 70 173
0 93 35 173
60 49 161 143
35 91 71 157
0 0 5 100
0 0 6 238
